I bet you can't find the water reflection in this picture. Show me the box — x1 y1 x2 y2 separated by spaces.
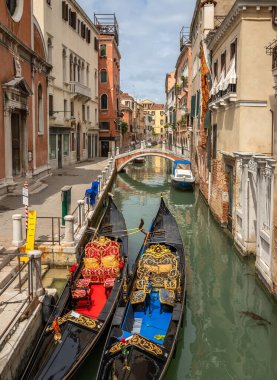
73 156 277 380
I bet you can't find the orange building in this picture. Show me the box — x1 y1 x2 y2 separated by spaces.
95 14 121 156
0 1 51 195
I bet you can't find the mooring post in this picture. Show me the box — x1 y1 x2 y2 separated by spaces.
77 199 85 226
109 159 113 176
116 147 119 156
98 175 103 194
64 215 75 246
12 214 24 247
28 250 44 298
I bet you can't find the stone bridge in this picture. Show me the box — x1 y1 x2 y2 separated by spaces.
115 142 190 172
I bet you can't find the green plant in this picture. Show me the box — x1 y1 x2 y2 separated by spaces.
120 121 128 134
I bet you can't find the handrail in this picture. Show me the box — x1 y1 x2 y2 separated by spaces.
0 259 29 297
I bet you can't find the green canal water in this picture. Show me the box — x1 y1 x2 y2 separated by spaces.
74 156 277 380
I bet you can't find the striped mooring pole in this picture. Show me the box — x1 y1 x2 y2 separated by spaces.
24 181 29 234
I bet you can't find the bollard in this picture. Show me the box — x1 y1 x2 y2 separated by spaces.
102 170 106 184
116 147 119 156
12 214 24 246
77 199 85 227
108 151 111 159
28 250 44 298
64 215 75 246
109 159 113 176
98 175 102 193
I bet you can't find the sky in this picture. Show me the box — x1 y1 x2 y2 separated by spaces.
79 0 196 104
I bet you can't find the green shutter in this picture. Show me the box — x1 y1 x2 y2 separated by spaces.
204 110 211 129
190 95 196 117
196 91 200 116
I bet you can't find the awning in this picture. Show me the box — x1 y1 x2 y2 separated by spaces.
215 71 225 93
222 57 236 91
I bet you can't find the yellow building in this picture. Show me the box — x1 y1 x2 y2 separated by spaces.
140 99 165 141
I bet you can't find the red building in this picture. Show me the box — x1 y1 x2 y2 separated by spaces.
0 1 51 195
95 14 121 156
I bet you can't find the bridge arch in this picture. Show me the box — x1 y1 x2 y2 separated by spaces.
115 148 189 173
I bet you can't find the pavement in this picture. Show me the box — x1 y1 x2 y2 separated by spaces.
0 158 108 249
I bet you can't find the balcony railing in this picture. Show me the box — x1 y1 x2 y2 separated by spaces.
209 83 237 109
70 82 91 98
266 39 277 70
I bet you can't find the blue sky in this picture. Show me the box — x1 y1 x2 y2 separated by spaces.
79 0 195 103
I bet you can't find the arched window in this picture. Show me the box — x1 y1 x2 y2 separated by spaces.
47 37 52 64
81 61 85 84
100 69 107 83
62 48 66 82
77 59 81 83
38 84 44 134
100 94 108 110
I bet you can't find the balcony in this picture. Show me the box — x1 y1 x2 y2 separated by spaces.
266 39 277 94
209 83 237 110
69 82 91 100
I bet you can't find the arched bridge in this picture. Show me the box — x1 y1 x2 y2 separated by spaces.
115 144 190 172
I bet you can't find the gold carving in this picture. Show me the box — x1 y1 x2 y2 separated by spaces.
109 334 163 356
47 312 98 331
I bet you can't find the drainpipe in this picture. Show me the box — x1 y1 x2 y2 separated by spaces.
272 6 277 28
270 109 274 156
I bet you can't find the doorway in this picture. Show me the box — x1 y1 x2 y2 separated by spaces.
11 113 21 176
101 141 109 157
77 124 81 161
88 134 92 159
58 134 62 169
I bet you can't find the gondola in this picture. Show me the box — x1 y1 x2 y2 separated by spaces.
22 195 128 380
97 196 186 380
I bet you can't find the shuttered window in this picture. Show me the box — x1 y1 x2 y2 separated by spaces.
204 110 211 129
62 1 68 21
94 37 98 51
190 95 196 117
196 90 200 116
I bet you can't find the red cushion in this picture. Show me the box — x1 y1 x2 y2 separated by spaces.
72 289 90 298
75 279 91 288
103 267 119 279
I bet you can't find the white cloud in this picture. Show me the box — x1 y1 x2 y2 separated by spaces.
78 0 195 103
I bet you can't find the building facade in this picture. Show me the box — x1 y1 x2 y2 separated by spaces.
95 14 121 157
0 0 51 196
175 26 192 154
165 71 176 148
34 0 99 169
141 99 165 142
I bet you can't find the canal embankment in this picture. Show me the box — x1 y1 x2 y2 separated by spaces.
0 157 117 380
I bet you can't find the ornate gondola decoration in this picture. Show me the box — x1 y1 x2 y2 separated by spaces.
22 195 129 380
97 197 186 380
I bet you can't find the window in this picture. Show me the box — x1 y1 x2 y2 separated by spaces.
213 60 218 79
71 132 75 151
94 37 98 51
160 120 164 125
82 104 85 121
69 9 76 29
70 101 74 117
64 99 68 115
212 125 217 159
151 111 155 115
94 70 97 94
62 1 69 21
49 134 56 159
100 69 107 83
69 54 73 81
100 44 106 57
160 111 163 116
101 94 108 110
86 65 89 87
87 106 90 121
95 108 98 123
47 37 53 64
62 48 67 82
49 94 53 116
230 39 237 60
38 84 44 133
221 51 226 76
83 133 86 149
64 135 69 156
99 122 110 130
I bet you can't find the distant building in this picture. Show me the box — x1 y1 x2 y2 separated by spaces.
95 14 121 156
121 92 134 147
141 100 165 141
34 0 99 169
0 0 51 195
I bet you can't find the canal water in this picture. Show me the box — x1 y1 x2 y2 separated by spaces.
74 156 277 380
